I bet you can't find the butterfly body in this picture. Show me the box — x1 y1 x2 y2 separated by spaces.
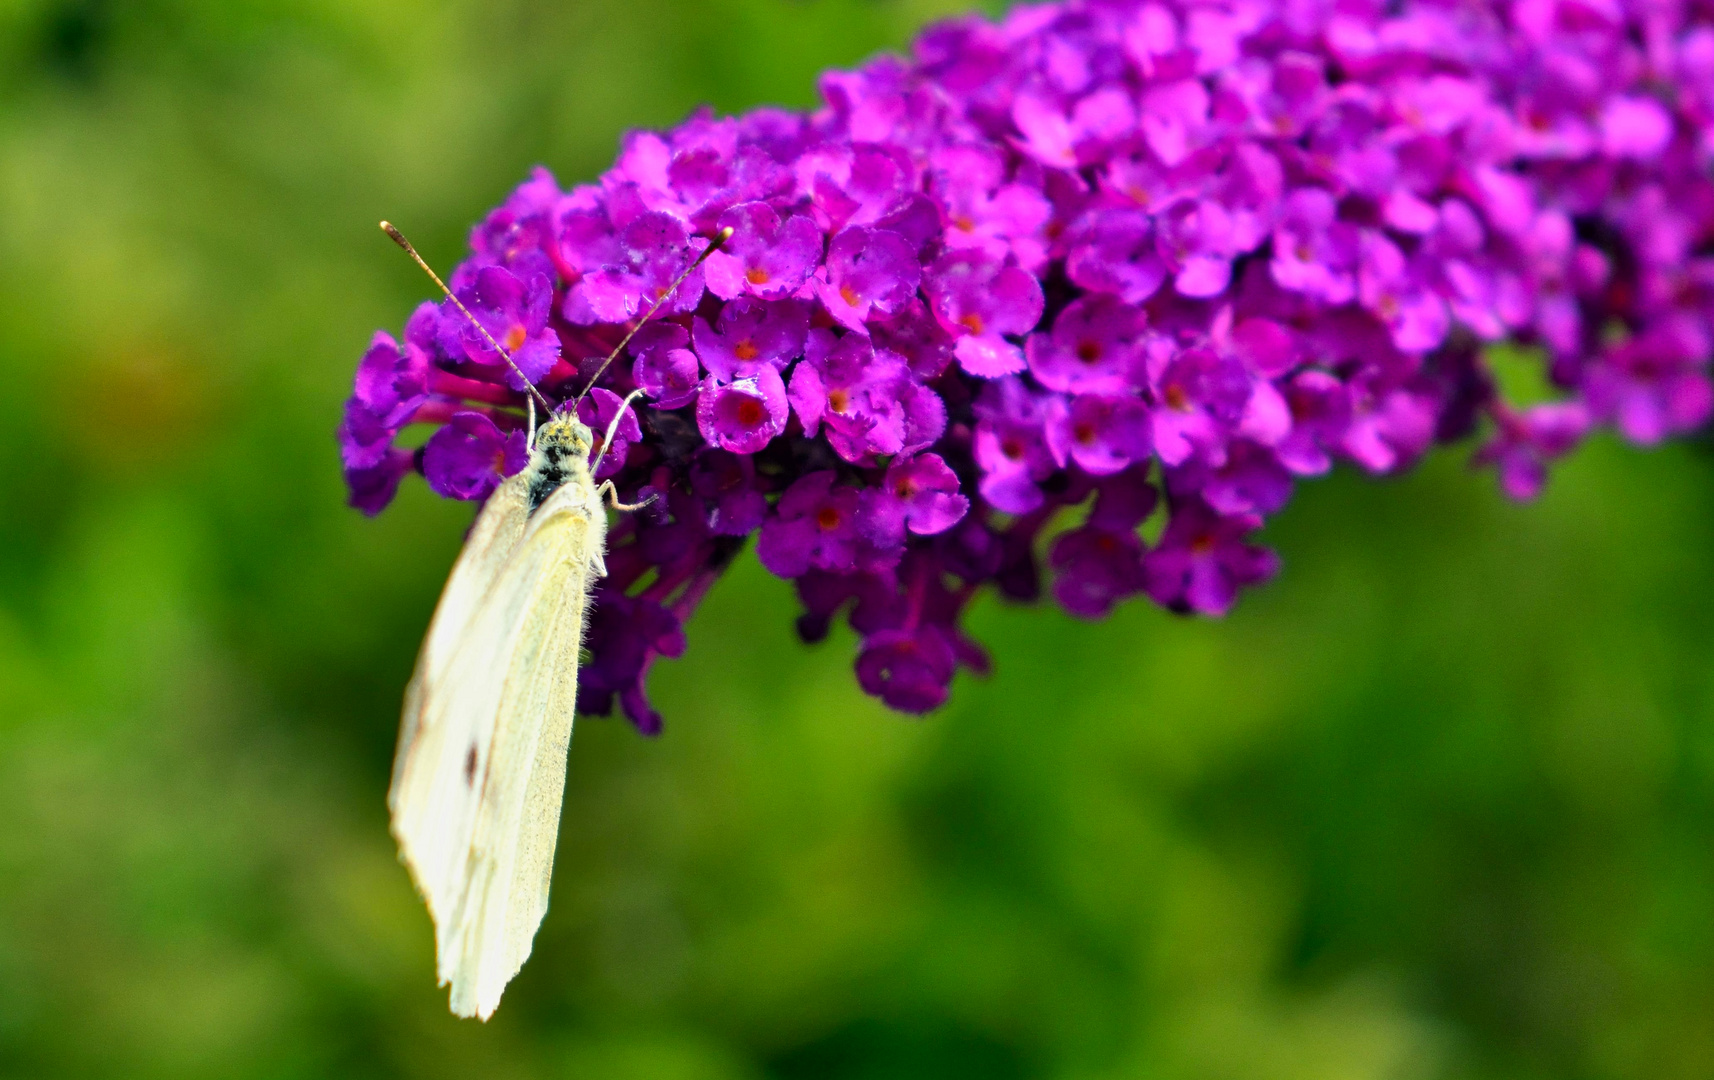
389 412 605 1020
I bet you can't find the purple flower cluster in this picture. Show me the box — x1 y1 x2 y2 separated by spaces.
343 0 1714 728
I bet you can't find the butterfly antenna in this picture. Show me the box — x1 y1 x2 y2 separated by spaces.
589 387 650 478
379 221 555 416
574 225 734 403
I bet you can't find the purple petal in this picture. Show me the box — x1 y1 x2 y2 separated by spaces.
423 411 527 501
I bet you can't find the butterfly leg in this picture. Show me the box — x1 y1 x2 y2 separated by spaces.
597 480 657 514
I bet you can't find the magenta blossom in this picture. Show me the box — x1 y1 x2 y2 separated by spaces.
348 0 1714 726
702 202 824 300
422 411 528 501
756 472 863 577
858 453 970 549
440 266 561 388
1142 498 1280 616
630 323 702 409
696 367 789 454
693 296 809 380
924 250 1045 376
816 226 921 331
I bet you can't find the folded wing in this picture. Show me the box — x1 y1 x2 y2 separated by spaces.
389 477 605 1019
393 476 528 801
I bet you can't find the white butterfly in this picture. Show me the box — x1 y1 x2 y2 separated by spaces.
389 408 617 1018
377 222 727 1019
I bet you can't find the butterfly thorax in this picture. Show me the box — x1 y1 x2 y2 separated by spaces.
526 414 596 513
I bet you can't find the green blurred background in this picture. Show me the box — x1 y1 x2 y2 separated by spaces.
4 1 1714 1076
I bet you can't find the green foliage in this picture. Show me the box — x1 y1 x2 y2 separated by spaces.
3 2 1714 1077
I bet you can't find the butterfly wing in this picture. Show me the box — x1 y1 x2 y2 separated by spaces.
389 476 606 1019
393 475 529 801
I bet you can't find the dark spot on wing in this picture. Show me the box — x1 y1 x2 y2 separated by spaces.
464 744 479 786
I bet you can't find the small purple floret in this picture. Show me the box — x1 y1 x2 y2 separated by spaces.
703 202 824 300
696 367 788 454
859 453 970 549
757 472 862 578
856 625 958 713
1142 499 1280 616
816 226 921 331
924 250 1045 376
693 297 809 381
442 267 561 389
422 411 528 501
629 323 701 409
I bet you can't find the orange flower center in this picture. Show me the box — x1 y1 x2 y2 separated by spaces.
746 266 771 285
1189 533 1217 556
734 340 759 361
827 388 850 413
1076 339 1102 364
839 285 861 307
1164 383 1190 410
503 325 527 352
958 312 985 335
815 506 842 530
734 397 766 426
1073 421 1097 444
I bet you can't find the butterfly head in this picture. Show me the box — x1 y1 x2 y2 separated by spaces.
533 413 596 468
523 413 598 513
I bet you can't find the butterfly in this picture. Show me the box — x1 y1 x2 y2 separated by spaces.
378 221 728 1019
